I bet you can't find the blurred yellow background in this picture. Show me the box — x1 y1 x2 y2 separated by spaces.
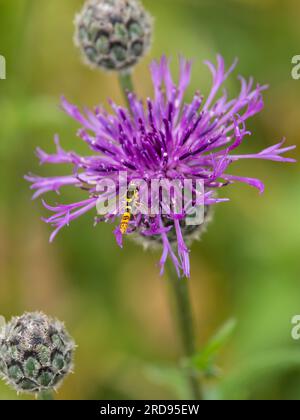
0 0 300 400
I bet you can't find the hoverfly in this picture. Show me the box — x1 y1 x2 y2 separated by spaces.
119 182 148 235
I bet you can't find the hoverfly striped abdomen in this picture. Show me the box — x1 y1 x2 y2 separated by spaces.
119 185 139 235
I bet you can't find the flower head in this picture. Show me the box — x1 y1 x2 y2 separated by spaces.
0 312 75 394
74 0 153 72
26 55 295 278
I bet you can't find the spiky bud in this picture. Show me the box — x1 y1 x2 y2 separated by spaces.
132 206 213 250
0 312 75 395
74 0 153 72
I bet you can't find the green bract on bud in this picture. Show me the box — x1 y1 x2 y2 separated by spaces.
74 0 153 72
0 312 75 395
132 206 214 251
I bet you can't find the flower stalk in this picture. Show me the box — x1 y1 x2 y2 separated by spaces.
167 262 203 400
37 390 55 401
118 72 134 107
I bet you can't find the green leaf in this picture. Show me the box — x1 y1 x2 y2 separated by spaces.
220 349 300 400
191 318 237 373
144 364 190 399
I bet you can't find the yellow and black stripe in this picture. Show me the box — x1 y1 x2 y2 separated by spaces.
119 187 139 235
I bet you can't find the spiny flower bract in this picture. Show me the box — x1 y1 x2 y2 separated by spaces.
74 0 153 72
0 312 75 395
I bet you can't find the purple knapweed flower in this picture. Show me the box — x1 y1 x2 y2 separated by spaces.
25 55 295 278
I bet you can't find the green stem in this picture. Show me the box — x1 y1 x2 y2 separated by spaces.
37 390 54 400
118 72 134 107
166 262 203 400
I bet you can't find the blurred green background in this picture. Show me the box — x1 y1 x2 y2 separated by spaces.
0 0 300 400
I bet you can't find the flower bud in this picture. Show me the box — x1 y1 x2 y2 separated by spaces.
74 0 153 72
132 206 213 250
0 312 75 394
